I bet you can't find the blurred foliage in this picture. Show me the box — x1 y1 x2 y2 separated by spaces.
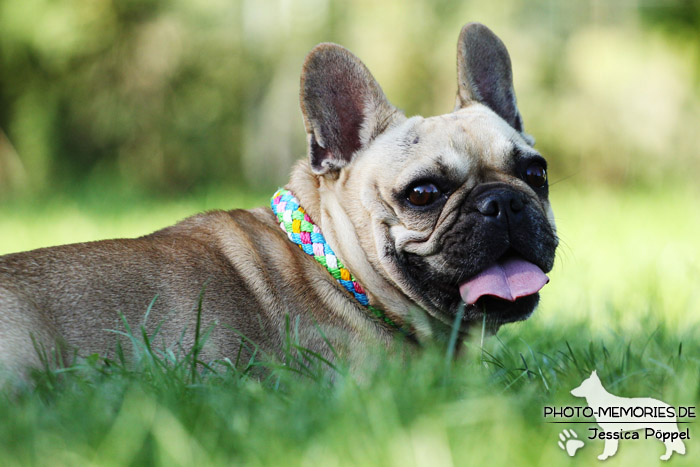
0 0 699 198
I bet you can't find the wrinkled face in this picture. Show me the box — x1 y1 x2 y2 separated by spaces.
350 105 558 330
300 23 557 333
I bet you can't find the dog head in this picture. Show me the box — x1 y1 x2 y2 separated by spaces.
571 371 602 398
295 23 558 335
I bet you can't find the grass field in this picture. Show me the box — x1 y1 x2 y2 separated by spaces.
0 183 699 465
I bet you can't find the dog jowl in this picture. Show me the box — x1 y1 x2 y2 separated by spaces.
0 23 557 375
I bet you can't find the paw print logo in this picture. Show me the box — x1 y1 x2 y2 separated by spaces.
558 428 584 457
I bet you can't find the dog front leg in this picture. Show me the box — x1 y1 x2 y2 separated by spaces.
598 437 619 460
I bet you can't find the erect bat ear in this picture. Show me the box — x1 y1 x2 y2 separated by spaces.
300 43 405 174
454 23 532 143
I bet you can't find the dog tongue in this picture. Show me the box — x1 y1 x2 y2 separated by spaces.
459 258 549 305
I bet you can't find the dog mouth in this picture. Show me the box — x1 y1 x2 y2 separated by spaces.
459 256 549 305
458 254 549 325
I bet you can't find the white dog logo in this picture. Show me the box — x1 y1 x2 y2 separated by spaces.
570 370 686 460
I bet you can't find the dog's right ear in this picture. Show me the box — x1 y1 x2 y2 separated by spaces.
300 44 405 174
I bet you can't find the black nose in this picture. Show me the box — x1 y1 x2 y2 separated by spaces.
476 190 525 227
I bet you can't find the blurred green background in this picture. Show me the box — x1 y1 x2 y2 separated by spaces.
1 3 699 463
1 0 699 199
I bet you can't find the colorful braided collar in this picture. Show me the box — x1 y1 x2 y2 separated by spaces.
271 188 405 333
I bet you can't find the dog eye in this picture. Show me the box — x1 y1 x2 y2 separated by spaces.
525 163 547 188
407 183 441 206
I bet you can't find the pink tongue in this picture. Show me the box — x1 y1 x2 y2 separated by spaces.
459 258 549 305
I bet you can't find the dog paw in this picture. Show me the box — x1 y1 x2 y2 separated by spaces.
558 428 584 457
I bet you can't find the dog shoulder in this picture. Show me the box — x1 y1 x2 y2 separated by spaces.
144 206 299 276
150 207 284 251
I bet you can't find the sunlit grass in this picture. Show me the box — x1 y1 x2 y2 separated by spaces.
0 185 271 256
542 184 700 332
0 302 697 465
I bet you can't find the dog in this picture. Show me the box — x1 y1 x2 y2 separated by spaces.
0 23 557 376
571 370 687 460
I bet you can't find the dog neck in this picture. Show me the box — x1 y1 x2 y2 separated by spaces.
271 183 412 337
286 161 454 343
584 379 616 409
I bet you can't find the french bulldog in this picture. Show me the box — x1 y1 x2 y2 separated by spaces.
0 23 557 375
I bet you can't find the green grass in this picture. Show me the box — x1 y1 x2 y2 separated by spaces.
1 183 699 465
0 184 272 256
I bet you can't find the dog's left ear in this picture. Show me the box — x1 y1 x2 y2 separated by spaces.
300 43 405 174
455 23 532 144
